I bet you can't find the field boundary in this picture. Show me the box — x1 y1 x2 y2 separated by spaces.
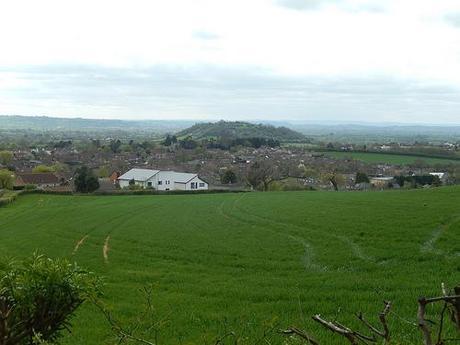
321 149 460 163
20 189 250 197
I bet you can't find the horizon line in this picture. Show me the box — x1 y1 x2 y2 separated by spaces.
1 114 460 127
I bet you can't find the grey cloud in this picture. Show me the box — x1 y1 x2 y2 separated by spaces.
1 64 460 123
445 13 460 27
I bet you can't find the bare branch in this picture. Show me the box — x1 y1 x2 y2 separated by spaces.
280 327 320 345
312 314 375 344
437 302 448 345
418 297 433 345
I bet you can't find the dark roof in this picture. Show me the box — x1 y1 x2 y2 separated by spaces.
16 173 60 186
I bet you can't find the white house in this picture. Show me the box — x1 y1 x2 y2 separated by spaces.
118 168 209 191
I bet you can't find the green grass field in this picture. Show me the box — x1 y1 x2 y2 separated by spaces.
0 189 459 344
325 151 460 165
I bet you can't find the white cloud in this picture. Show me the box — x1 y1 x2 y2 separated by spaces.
1 0 460 122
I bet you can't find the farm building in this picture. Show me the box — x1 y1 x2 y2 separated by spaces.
118 168 208 191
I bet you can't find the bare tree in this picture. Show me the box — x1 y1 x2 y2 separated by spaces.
417 284 460 345
246 160 275 191
281 284 460 345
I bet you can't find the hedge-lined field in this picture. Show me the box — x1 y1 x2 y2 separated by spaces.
325 151 460 165
0 189 459 344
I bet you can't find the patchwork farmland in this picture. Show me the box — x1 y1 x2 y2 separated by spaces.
0 188 459 344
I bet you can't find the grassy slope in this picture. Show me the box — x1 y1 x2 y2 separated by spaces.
0 189 459 344
325 151 460 165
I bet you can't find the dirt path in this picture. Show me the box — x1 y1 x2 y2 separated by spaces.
103 235 110 263
72 235 89 255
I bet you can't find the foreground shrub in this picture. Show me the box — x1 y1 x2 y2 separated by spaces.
0 254 101 344
0 191 18 207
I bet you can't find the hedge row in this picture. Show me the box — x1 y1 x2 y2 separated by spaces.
21 189 248 197
93 189 248 196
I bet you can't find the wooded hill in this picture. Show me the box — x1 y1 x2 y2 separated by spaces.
176 121 306 142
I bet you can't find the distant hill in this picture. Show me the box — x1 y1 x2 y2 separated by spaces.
0 115 194 133
176 121 306 142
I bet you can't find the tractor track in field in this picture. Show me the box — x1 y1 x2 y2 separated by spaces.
103 235 110 263
334 235 374 262
217 195 327 271
420 214 460 256
67 200 165 261
68 209 134 256
231 195 374 264
72 235 89 255
96 201 168 263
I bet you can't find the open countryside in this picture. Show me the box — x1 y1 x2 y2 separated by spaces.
1 188 459 344
325 151 460 166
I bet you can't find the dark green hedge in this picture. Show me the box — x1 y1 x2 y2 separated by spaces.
21 189 248 197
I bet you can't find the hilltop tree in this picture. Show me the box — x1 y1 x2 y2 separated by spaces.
0 150 13 165
74 166 100 193
162 134 177 146
0 169 14 189
246 161 274 191
179 136 198 150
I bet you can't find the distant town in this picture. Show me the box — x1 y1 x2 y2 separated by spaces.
1 116 459 195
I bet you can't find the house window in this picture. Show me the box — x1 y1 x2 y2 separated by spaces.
147 182 152 187
158 181 162 185
191 182 196 189
199 183 205 187
166 180 170 185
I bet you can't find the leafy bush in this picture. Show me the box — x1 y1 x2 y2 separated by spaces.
0 191 18 207
355 172 370 184
0 254 101 344
32 165 55 173
128 184 143 190
74 166 99 193
0 169 14 190
221 169 237 184
0 150 13 165
24 184 37 191
394 174 442 188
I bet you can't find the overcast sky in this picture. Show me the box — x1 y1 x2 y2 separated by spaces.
1 0 460 124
